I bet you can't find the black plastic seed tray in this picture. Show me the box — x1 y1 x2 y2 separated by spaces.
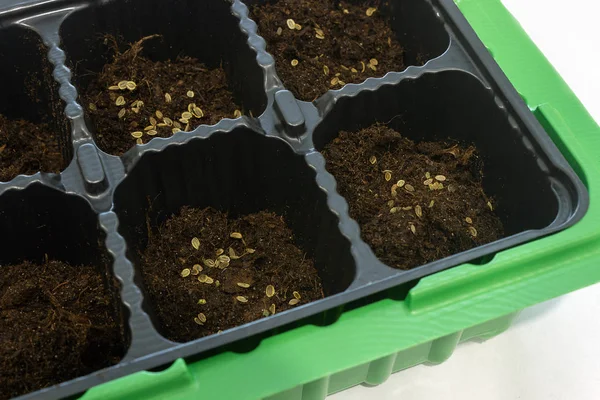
0 0 587 399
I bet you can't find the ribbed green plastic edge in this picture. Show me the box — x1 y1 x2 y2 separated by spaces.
81 0 600 399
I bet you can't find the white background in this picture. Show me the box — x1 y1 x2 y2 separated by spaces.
332 1 600 399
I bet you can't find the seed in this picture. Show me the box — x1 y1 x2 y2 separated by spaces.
236 296 248 303
291 59 299 67
150 116 157 126
165 93 172 103
193 317 203 325
369 63 377 71
180 268 191 277
229 247 240 260
351 68 358 73
387 200 395 207
384 171 392 181
147 130 157 136
402 206 413 211
198 274 208 283
158 123 168 127
435 175 447 182
286 19 296 30
361 61 366 73
369 155 377 164
429 200 435 208
289 298 300 306
197 313 207 323
203 259 215 268
316 32 325 40
425 172 431 179
465 217 473 224
415 205 422 217
245 248 256 254
197 299 206 305
182 112 193 120
179 118 189 124
215 248 224 256
276 27 283 35
205 276 214 284
187 90 195 98
330 77 339 86
397 180 405 188
487 201 494 211
405 184 415 192
192 264 202 274
115 96 125 106
131 131 143 139
323 65 330 75
108 85 120 91
293 291 301 299
136 138 143 145
126 81 136 91
366 7 377 16
118 81 128 90
144 125 154 131
391 184 398 197
193 107 204 118
410 224 416 234
390 207 399 214
237 282 250 288
172 128 181 134
160 118 172 127
233 110 242 118
155 110 163 120
88 103 97 111
266 285 275 297
215 280 220 287
370 58 379 66
136 100 144 108
192 237 200 249
295 23 302 30
218 255 231 264
118 108 126 119
423 179 433 186
469 226 478 237
230 232 243 239
262 309 270 317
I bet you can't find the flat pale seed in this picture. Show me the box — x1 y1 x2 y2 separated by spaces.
435 175 447 182
291 59 299 67
108 85 120 91
266 285 275 297
293 291 301 299
237 282 250 288
215 280 220 287
193 317 203 325
155 110 163 120
230 232 243 239
118 108 126 119
173 121 182 129
351 67 358 73
193 107 204 118
203 259 215 268
286 19 295 30
234 110 242 118
205 276 214 284
182 111 193 120
150 116 157 126
276 27 283 35
366 7 377 16
316 33 325 40
115 96 125 106
369 155 377 164
425 172 431 179
487 201 494 211
165 93 172 103
118 81 128 89
180 268 191 277
390 207 399 214
147 130 157 136
136 138 143 145
469 226 478 237
172 128 181 134
215 248 224 256
370 58 378 66
198 274 208 283
323 65 330 75
405 184 415 192
330 77 339 86
179 118 189 124
295 23 302 30
187 90 195 98
197 299 206 305
384 171 392 181
245 248 256 254
415 205 423 217
131 131 143 139
164 117 173 126
402 206 413 211
289 298 300 306
262 309 270 317
387 200 395 207
218 255 231 264
429 200 435 208
157 123 168 127
229 247 240 259
269 303 276 315
197 313 207 323
236 296 248 303
410 224 416 234
397 180 405 188
423 179 433 186
465 217 473 224
126 81 136 91
192 264 202 274
89 103 97 111
191 237 200 250
361 61 366 73
144 125 155 131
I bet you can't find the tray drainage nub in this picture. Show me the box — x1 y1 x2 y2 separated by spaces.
274 90 305 137
77 143 108 195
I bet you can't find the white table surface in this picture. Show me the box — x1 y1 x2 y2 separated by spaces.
332 1 600 399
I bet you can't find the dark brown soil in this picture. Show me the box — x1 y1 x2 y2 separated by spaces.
322 125 504 269
0 260 128 400
0 115 62 182
141 207 324 343
80 35 242 156
251 0 411 101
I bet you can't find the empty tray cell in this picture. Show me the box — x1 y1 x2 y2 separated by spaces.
248 0 449 101
0 184 129 399
315 71 559 269
60 0 267 155
113 129 355 342
0 26 70 182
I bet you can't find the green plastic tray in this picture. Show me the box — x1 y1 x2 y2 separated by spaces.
81 0 600 399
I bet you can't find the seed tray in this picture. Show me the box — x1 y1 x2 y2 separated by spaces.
0 0 588 399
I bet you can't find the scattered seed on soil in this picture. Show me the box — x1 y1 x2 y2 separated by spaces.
115 96 125 106
126 81 137 91
289 298 300 306
435 175 447 182
277 27 283 35
366 7 377 16
466 217 473 224
192 264 202 274
147 130 157 136
291 59 299 67
266 285 275 297
405 184 415 192
286 19 296 29
245 248 256 254
269 303 276 315
487 201 494 211
193 317 203 325
215 248 224 256
469 226 478 237
181 268 191 278
236 296 248 303
321 124 504 270
203 259 215 268
117 80 128 89
197 299 207 305
397 180 405 188
293 291 301 299
237 282 251 288
230 232 243 239
234 110 242 118
423 179 433 185
130 131 143 139
118 108 126 119
186 90 194 98
369 155 377 164
384 171 392 181
192 237 200 249
89 103 97 110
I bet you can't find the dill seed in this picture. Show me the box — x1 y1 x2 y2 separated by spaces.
193 107 204 118
291 59 299 67
237 282 250 288
146 130 157 136
266 285 275 297
203 259 215 268
118 81 128 90
361 61 366 73
351 67 358 73
293 291 301 299
179 118 189 124
295 23 302 30
144 125 154 131
369 58 378 66
165 93 172 103
397 180 405 188
423 179 433 186
269 304 276 315
192 264 202 275
435 175 447 182
323 65 329 75
289 298 300 306
155 110 163 120
198 274 208 283
465 217 473 224
88 103 97 111
236 296 248 303
193 317 203 325
387 200 395 207
405 184 415 192
425 172 431 179
366 7 377 16
197 313 206 323
369 155 377 164
131 131 143 139
215 248 224 256
172 128 181 134
118 108 126 119
180 268 191 277
469 226 478 237
191 237 200 250
218 255 231 264
286 19 296 30
316 32 325 40
230 232 243 239
245 248 256 254
330 77 339 86
487 201 494 211
205 276 214 284
108 85 120 91
182 112 193 120
187 90 195 98
262 309 270 317
429 200 435 208
410 224 416 234
390 207 399 214
384 171 392 181
229 247 240 259
276 27 283 35
197 299 206 305
402 206 413 211
136 138 143 145
115 96 125 106
215 280 220 287
149 116 157 126
415 205 422 217
126 81 136 91
234 110 242 118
